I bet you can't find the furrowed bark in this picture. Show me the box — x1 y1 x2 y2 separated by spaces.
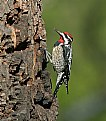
0 0 58 120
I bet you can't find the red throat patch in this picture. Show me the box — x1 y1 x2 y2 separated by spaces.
58 38 64 43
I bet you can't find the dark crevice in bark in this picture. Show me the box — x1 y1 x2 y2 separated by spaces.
15 8 21 13
9 60 23 75
5 46 14 53
34 93 52 109
6 13 15 25
1 34 6 42
15 39 29 51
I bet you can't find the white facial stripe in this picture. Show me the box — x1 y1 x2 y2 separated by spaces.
60 33 65 39
67 35 71 39
62 33 69 44
60 32 72 44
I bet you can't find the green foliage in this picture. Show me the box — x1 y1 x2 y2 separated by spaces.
43 0 106 121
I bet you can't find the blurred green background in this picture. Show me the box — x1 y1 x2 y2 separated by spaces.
42 0 106 121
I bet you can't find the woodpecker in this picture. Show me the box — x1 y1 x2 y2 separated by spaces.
52 29 73 97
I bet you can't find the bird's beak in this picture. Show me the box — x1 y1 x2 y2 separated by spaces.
54 28 63 36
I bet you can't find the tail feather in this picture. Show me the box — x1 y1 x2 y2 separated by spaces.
63 74 69 94
53 72 64 98
53 70 70 98
64 78 69 94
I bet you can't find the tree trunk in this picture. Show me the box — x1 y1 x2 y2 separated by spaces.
0 0 58 120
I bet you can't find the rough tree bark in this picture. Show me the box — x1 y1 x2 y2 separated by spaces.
0 0 58 121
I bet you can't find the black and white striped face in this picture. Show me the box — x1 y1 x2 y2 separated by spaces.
55 29 73 45
62 32 73 45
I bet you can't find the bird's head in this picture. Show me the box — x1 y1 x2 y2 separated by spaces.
55 29 73 45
